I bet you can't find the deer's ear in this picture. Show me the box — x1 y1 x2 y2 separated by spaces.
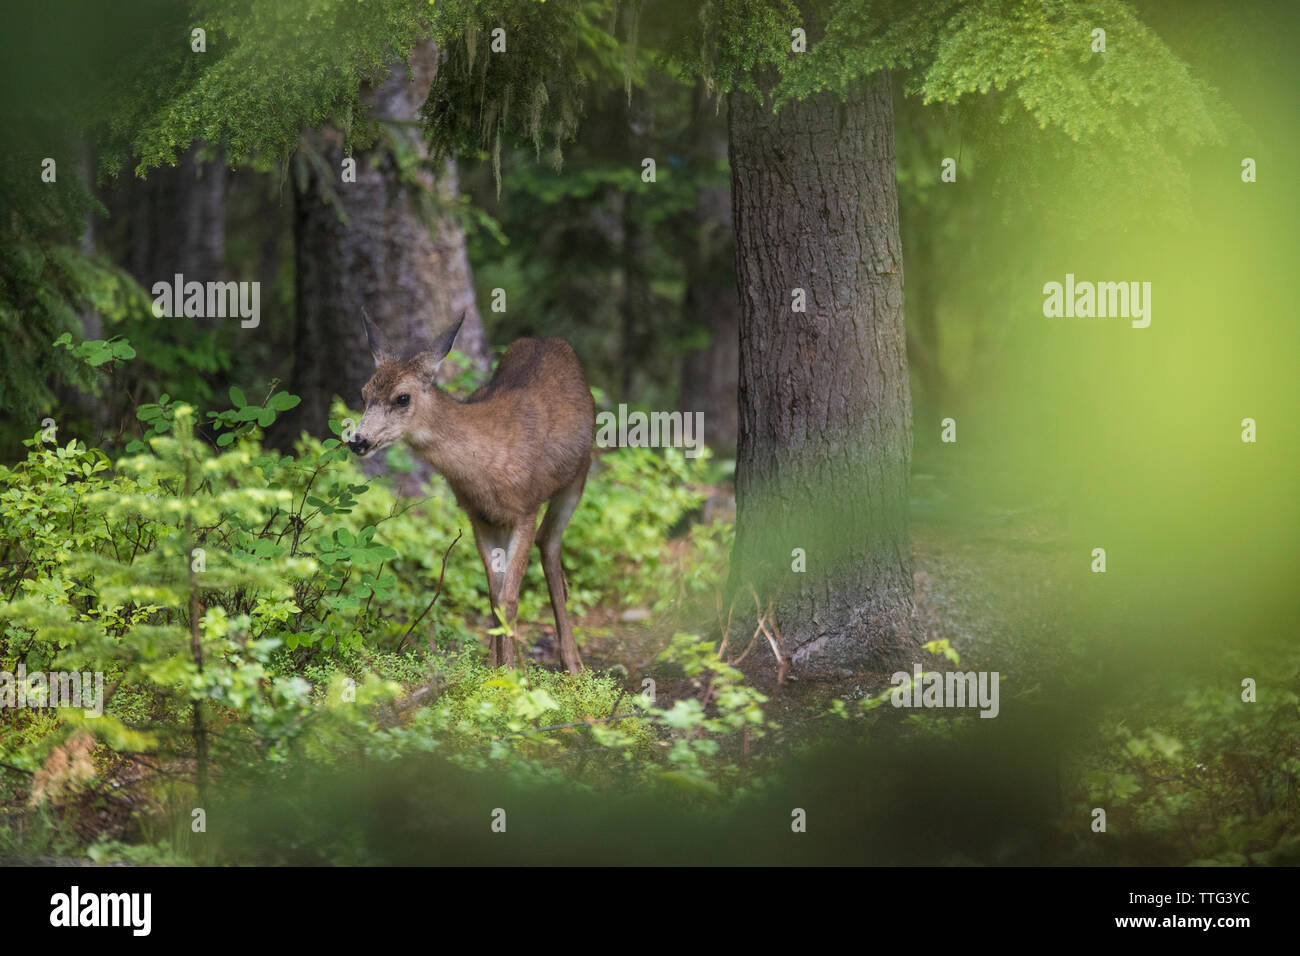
428 312 465 367
361 309 391 368
412 312 465 385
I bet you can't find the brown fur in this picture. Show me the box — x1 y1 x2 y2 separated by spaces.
354 331 595 672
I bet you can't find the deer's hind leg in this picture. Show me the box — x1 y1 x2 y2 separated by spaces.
537 467 588 674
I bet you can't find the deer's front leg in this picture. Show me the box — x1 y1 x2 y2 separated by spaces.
470 517 510 666
494 514 539 669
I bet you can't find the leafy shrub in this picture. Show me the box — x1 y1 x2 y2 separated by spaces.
1076 650 1300 865
0 351 739 858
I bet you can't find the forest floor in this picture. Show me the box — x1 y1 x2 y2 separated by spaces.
552 484 1079 745
6 475 1083 862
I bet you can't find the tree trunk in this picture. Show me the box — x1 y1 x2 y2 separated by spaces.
680 86 739 457
727 71 915 679
273 38 489 456
620 189 652 399
620 86 654 400
111 145 230 326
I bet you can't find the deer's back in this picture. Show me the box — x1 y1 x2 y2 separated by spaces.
454 338 594 519
470 338 588 406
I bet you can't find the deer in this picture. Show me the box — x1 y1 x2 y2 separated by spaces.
348 312 594 673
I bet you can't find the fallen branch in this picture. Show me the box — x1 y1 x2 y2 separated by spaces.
390 679 442 717
750 585 791 685
397 529 462 654
717 585 791 685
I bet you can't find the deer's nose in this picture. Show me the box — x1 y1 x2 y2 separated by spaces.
347 438 371 456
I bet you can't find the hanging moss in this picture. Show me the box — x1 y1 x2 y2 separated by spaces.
423 0 636 190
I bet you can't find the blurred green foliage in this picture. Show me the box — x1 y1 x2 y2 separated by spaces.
1078 657 1300 866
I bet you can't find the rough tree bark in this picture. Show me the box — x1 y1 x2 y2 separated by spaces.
727 71 915 678
274 38 489 452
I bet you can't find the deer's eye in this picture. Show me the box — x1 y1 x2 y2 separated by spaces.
394 394 410 407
